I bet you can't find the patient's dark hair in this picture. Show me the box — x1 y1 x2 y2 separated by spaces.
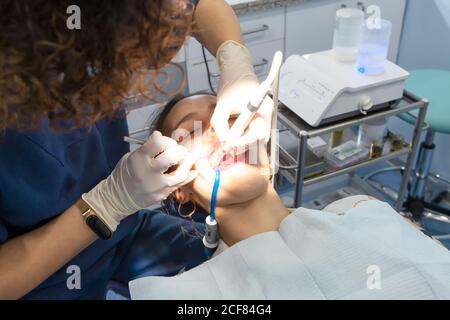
149 91 215 134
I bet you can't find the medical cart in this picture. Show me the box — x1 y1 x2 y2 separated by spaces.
275 90 428 211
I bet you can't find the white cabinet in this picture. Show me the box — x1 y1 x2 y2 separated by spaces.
286 0 346 57
286 0 406 62
186 7 285 60
187 38 284 93
185 7 285 93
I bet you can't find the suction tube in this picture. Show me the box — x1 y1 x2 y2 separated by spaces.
203 170 221 257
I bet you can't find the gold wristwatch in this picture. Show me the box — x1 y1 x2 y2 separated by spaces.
76 199 112 240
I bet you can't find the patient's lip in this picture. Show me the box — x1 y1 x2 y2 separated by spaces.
206 136 254 170
217 148 250 171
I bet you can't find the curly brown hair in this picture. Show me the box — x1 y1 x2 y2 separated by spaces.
0 0 194 131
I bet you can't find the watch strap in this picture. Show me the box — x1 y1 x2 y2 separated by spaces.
76 198 113 240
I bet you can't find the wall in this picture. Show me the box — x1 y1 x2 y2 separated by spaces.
397 0 450 70
390 0 450 179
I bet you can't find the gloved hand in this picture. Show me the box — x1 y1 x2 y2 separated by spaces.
211 40 274 148
82 131 198 231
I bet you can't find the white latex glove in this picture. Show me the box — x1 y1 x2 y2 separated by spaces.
82 131 198 231
211 40 274 148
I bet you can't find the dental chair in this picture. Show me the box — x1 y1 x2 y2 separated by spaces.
130 197 450 300
366 69 450 241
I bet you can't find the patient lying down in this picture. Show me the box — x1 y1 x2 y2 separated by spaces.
129 94 450 300
151 93 289 248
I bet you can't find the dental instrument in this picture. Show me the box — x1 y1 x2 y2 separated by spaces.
124 127 152 145
123 136 145 145
209 51 284 169
203 170 221 257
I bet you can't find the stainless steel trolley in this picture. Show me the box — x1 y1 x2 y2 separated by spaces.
276 90 428 211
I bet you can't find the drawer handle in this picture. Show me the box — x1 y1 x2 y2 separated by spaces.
242 24 269 36
209 58 269 78
192 58 214 67
253 58 269 69
357 1 366 12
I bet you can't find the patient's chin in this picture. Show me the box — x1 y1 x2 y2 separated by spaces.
191 160 269 209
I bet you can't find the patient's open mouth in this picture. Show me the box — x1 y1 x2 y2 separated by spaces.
216 148 250 171
205 137 256 171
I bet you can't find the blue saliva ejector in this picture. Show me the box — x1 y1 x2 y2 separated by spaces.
203 170 221 257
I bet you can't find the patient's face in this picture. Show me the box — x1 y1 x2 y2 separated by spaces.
160 94 270 209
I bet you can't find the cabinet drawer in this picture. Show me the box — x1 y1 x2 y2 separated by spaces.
187 39 284 93
186 7 285 60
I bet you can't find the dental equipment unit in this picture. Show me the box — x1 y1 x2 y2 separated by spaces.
209 51 284 169
278 50 409 127
204 170 221 257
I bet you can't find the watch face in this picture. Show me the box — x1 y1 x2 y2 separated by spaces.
86 215 112 240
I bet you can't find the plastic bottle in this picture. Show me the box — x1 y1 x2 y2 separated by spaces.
357 19 392 75
332 8 364 62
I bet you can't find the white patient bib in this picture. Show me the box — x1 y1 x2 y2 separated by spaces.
129 200 450 300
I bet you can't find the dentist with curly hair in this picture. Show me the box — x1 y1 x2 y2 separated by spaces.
0 0 272 299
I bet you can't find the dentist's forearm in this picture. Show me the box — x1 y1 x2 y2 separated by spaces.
193 0 243 56
0 205 97 299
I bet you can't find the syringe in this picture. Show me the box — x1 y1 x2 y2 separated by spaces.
209 51 283 169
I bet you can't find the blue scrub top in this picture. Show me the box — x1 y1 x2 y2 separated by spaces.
0 116 139 299
0 0 201 299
